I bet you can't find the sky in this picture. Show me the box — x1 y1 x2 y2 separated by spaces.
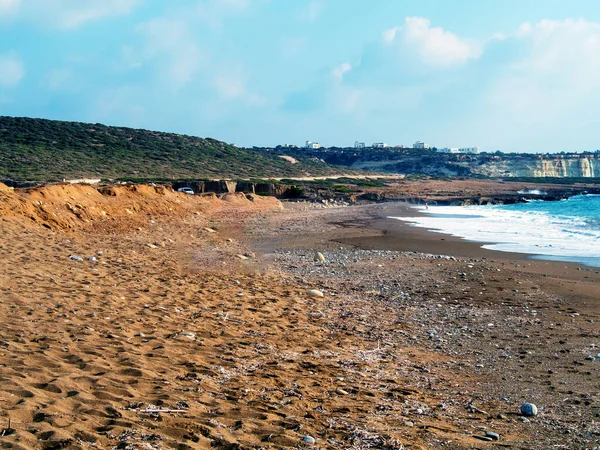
1 0 600 153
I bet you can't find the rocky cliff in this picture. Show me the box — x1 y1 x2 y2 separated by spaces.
474 154 600 177
291 148 600 178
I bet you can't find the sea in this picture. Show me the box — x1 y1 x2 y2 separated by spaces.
391 194 600 268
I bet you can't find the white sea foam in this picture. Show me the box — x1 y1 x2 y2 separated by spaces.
517 189 547 195
391 205 600 260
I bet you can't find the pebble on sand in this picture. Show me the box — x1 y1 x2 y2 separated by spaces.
314 251 326 262
306 289 324 297
302 435 316 444
520 403 538 417
485 431 500 441
69 255 84 261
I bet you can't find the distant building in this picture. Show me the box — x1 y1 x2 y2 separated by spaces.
439 147 459 154
355 141 366 148
305 141 321 149
394 145 409 148
459 146 480 154
372 143 388 148
439 146 480 154
413 141 429 149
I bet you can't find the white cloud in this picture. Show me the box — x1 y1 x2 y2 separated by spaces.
478 18 600 151
135 18 209 88
386 17 482 67
0 0 19 18
280 37 308 59
41 68 73 90
8 0 141 29
195 0 252 30
0 51 24 87
212 64 266 106
332 62 351 81
381 26 399 43
299 1 323 23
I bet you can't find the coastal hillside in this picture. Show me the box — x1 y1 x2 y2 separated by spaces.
273 147 600 178
0 117 344 183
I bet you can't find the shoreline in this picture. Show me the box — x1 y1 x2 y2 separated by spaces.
344 201 600 270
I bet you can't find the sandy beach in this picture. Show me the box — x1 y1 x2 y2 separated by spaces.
0 185 598 449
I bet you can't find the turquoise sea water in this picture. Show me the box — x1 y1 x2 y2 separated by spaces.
392 194 600 268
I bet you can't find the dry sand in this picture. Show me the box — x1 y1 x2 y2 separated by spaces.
0 184 598 449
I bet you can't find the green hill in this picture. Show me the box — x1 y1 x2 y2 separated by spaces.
0 116 343 182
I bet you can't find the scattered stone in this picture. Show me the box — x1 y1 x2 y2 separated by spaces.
88 256 97 262
474 435 493 442
146 243 158 249
236 254 249 260
306 289 324 297
497 413 508 420
404 421 414 427
69 255 84 261
203 227 217 233
336 388 349 395
302 435 316 444
519 417 531 423
314 251 326 262
486 431 500 441
585 355 595 361
520 403 538 417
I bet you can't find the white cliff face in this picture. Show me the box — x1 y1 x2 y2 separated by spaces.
473 155 600 178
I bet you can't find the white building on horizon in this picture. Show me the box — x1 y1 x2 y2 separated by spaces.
413 141 429 149
439 147 459 154
305 140 321 149
355 141 366 148
459 146 480 154
439 146 480 154
372 142 388 148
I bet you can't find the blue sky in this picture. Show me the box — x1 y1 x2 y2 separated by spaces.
1 0 600 152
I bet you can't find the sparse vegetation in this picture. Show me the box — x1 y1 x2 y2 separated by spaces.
0 117 345 182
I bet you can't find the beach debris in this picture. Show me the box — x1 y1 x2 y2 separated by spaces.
88 256 96 262
585 355 595 361
180 331 196 340
0 418 15 437
203 227 217 233
69 255 84 261
474 435 493 442
314 251 326 262
306 289 324 297
236 254 249 260
138 408 186 414
244 252 256 258
146 243 158 249
520 403 538 416
302 435 316 444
